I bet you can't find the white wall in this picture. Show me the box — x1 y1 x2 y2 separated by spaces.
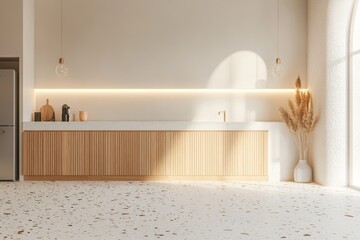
308 0 355 186
350 1 360 187
23 0 35 122
35 0 307 89
0 0 36 122
34 0 308 123
0 0 22 57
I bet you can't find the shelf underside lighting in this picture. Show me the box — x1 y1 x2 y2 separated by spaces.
35 89 307 94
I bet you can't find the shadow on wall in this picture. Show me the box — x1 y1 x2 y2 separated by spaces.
207 51 268 89
192 51 275 122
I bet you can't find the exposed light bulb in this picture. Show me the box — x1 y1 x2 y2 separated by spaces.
55 58 69 77
272 57 284 77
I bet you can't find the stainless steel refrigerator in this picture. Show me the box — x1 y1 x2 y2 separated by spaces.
0 69 18 181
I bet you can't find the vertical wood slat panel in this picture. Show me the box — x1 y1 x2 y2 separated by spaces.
42 132 61 175
23 131 89 176
164 131 225 176
23 130 268 178
23 132 42 175
88 131 143 176
263 132 269 176
61 132 88 175
89 132 98 175
223 131 267 176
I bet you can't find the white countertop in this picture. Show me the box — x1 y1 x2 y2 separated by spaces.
22 121 285 131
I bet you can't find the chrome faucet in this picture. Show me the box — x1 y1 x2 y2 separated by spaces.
218 111 227 122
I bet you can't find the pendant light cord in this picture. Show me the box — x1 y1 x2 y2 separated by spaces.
60 0 63 58
277 0 280 58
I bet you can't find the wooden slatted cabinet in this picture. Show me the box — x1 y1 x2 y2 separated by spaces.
23 131 268 180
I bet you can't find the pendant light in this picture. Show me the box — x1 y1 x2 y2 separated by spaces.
55 0 69 77
272 0 284 77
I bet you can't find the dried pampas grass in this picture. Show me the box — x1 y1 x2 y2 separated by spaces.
279 76 319 160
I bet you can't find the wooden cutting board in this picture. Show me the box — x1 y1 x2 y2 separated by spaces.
40 99 55 121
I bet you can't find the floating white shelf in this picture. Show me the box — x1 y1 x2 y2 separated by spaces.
35 88 306 94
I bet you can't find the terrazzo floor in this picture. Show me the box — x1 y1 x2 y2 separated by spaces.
1 181 360 240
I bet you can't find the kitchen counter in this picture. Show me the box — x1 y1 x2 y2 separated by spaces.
23 121 286 131
22 121 297 182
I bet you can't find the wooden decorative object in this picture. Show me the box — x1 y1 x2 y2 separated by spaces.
39 99 55 121
79 111 88 121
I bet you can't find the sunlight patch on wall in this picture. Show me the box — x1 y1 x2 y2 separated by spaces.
207 51 268 89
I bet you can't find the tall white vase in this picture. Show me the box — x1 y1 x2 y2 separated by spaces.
294 159 312 183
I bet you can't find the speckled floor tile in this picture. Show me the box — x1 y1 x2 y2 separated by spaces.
0 181 360 239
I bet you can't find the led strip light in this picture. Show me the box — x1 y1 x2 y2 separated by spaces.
35 89 307 94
